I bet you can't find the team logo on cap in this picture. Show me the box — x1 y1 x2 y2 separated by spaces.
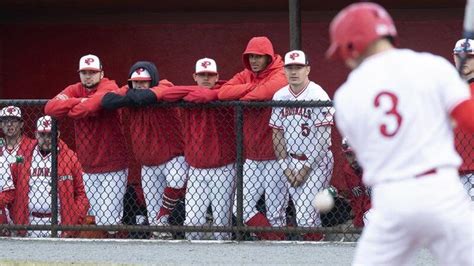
201 61 211 69
42 119 51 128
6 107 15 115
289 52 300 61
84 58 95 65
461 41 471 49
135 68 145 75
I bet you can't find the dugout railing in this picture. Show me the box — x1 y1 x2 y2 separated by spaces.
0 99 367 241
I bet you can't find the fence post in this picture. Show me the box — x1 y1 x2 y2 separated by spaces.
289 0 302 50
234 104 244 240
50 117 59 238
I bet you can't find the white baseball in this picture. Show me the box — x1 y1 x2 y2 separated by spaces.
312 189 335 213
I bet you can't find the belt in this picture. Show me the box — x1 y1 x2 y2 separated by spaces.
415 168 437 178
290 153 308 161
31 212 52 218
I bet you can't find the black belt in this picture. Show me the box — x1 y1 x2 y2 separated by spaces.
290 153 308 161
31 212 52 218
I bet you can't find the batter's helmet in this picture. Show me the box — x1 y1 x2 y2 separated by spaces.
326 2 397 61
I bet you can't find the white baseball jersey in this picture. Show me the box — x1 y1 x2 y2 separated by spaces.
270 81 334 167
334 49 471 186
0 138 18 193
28 146 55 214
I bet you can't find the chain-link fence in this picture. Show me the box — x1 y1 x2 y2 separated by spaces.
1 99 470 241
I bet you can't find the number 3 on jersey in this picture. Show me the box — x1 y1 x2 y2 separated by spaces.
374 91 403 137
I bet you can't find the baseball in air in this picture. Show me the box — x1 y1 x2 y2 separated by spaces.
313 188 335 213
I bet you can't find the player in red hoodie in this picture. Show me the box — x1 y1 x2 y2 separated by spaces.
0 106 35 236
218 36 288 240
44 54 128 233
9 116 89 238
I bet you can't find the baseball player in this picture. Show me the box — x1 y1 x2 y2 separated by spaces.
0 106 35 235
328 3 474 265
218 36 288 240
269 50 334 241
9 116 89 238
452 39 474 203
330 138 371 228
44 54 128 235
158 58 236 240
101 61 188 239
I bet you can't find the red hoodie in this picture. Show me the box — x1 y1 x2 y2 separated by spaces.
218 36 288 160
110 80 184 166
454 82 474 174
44 78 128 173
9 140 90 237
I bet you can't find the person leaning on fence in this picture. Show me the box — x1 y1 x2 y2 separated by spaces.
157 58 237 240
452 38 474 204
269 50 334 241
329 138 371 228
101 61 188 239
0 106 35 236
44 54 128 237
217 36 288 240
9 115 89 238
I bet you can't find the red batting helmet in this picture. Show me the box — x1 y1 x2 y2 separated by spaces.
326 2 397 61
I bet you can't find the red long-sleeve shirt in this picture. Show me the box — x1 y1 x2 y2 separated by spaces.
454 82 474 174
44 78 128 173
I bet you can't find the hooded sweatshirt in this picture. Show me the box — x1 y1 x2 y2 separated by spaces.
102 61 184 166
218 36 288 160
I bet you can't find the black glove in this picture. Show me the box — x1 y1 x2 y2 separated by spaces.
126 89 158 106
101 92 134 109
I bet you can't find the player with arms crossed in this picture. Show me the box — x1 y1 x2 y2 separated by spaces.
45 55 128 235
101 61 188 239
158 58 236 240
327 3 474 265
269 50 334 240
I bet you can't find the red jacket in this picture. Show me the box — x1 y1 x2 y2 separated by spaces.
331 163 371 228
454 82 474 174
9 140 89 237
218 36 288 160
0 136 35 223
44 78 128 173
181 85 236 168
111 81 184 166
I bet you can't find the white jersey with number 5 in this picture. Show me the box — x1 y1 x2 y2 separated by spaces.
270 81 334 167
334 49 471 186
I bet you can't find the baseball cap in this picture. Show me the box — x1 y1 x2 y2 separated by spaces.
36 116 52 132
453 39 474 54
195 58 218 74
78 54 102 72
128 68 152 81
284 50 309 66
0 106 22 119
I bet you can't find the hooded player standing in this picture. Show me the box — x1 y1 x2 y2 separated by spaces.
218 36 288 240
269 50 334 240
328 3 474 265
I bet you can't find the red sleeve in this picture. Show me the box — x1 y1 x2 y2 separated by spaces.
0 190 14 208
68 79 119 119
240 70 287 101
150 79 175 100
217 71 254 100
451 98 474 133
44 84 82 118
